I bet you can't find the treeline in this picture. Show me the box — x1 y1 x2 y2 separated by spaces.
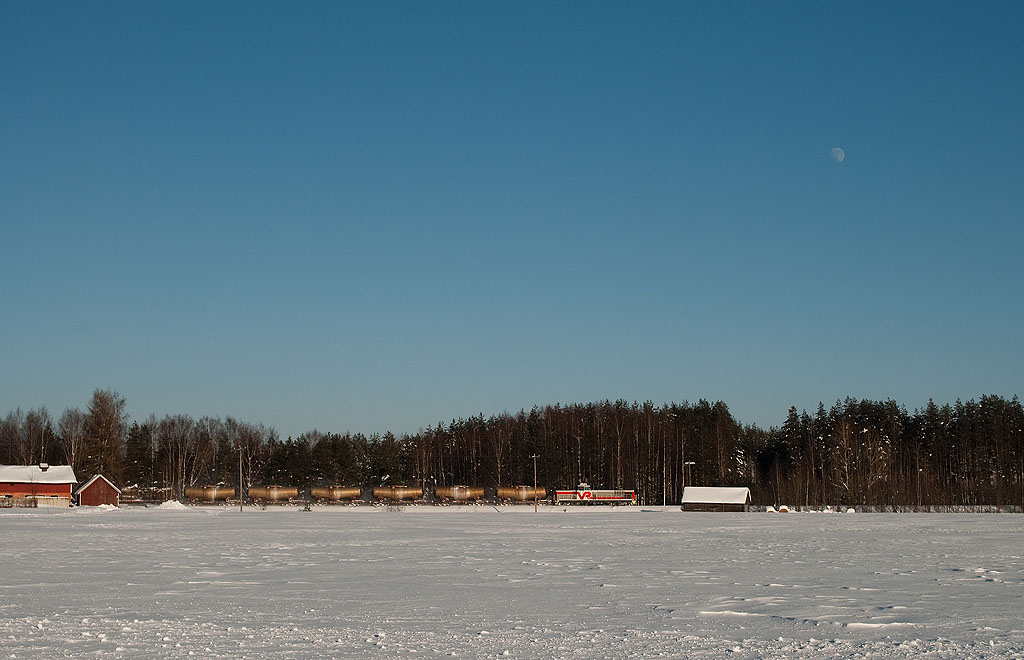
2 389 1022 506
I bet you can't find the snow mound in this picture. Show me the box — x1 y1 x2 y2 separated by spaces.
73 503 121 514
156 500 188 510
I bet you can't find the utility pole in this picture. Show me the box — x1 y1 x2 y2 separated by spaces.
531 454 539 513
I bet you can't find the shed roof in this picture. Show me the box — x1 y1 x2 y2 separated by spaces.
74 474 121 496
0 464 78 484
681 486 751 504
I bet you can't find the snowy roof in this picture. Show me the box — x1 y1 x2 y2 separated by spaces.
74 474 121 496
681 486 751 504
0 464 78 484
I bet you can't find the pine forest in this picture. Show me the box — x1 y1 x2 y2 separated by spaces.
2 389 1022 508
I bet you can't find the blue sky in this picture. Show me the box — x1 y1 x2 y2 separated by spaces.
2 2 1021 438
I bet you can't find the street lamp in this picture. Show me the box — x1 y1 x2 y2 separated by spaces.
530 454 539 513
239 445 244 513
683 461 696 491
662 426 667 507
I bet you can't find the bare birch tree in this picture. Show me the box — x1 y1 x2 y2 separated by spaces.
57 407 87 471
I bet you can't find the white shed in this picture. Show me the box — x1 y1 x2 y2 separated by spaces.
680 486 751 512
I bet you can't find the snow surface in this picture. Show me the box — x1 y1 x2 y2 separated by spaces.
2 506 1022 658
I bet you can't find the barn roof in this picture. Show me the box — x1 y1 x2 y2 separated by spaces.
0 464 78 484
74 474 121 496
681 486 751 504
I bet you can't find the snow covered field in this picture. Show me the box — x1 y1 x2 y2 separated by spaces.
2 505 1022 659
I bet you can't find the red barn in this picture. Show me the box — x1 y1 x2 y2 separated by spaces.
0 464 78 507
75 474 121 507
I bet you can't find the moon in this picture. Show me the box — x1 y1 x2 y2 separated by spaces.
830 147 845 163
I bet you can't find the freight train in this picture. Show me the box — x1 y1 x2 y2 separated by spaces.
182 483 636 505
